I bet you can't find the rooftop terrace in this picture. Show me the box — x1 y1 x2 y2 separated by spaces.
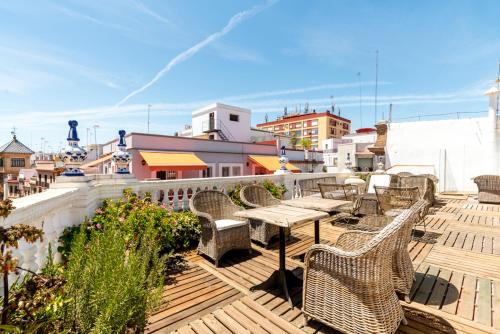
148 193 500 334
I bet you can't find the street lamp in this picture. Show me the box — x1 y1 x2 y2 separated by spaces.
93 124 100 159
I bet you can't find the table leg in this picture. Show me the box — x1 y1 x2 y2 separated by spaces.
250 226 301 307
314 220 320 244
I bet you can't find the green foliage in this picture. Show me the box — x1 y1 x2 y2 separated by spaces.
58 189 201 260
356 172 371 182
227 180 288 206
62 221 165 333
299 138 312 150
3 244 66 333
262 180 287 199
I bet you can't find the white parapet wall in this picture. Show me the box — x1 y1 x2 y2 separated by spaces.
1 172 349 284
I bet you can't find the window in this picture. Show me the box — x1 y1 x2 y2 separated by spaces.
274 126 280 131
310 128 318 135
11 158 25 167
156 170 177 180
303 121 308 127
296 122 302 128
330 120 337 126
232 166 241 176
202 167 213 178
325 144 329 150
222 167 230 177
311 120 318 126
0 158 3 167
229 114 239 122
166 171 177 179
331 128 337 135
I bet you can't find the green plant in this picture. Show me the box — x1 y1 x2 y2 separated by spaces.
226 184 249 209
62 222 165 333
262 180 287 199
0 199 44 325
2 244 66 333
58 189 201 260
299 138 312 150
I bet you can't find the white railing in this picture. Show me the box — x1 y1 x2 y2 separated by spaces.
1 172 349 280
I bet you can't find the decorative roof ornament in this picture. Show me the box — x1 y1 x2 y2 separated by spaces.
111 130 132 174
274 146 292 175
60 120 87 176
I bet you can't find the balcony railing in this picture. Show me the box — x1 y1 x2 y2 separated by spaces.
3 172 349 276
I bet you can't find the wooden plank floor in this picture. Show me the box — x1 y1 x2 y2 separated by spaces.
148 194 500 333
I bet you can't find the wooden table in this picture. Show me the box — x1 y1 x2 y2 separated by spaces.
282 197 352 243
234 205 328 306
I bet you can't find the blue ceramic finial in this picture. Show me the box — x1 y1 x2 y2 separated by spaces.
67 120 79 141
112 129 132 174
118 130 126 147
61 120 87 176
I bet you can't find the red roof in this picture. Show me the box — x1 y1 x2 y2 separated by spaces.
256 111 351 127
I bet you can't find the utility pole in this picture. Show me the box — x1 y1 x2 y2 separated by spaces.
375 49 379 125
40 137 44 160
389 103 393 122
147 104 152 133
357 72 362 128
86 128 90 149
93 124 100 159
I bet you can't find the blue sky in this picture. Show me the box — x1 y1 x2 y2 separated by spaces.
0 0 499 151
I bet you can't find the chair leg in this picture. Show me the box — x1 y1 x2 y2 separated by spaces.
215 259 219 267
401 316 408 326
404 294 411 303
302 314 309 326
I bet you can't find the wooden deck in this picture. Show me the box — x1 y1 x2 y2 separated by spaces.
147 194 500 334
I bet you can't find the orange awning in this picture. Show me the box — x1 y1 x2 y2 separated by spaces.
140 151 207 171
248 155 301 172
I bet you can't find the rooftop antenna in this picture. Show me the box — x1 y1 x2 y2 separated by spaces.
284 106 288 116
147 104 152 133
497 59 500 116
389 103 393 122
305 102 309 113
264 113 269 122
375 49 379 124
11 126 17 138
357 72 362 128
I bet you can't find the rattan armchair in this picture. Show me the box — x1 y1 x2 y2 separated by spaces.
239 184 290 246
302 209 415 333
399 175 435 205
297 176 337 197
189 190 251 266
374 186 420 217
350 200 429 302
474 175 500 204
318 183 361 222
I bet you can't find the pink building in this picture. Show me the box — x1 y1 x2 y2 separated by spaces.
83 132 323 180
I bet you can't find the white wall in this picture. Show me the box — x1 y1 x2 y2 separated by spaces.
386 117 499 192
191 103 251 142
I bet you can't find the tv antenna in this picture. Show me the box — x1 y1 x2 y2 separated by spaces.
357 72 362 128
374 50 379 124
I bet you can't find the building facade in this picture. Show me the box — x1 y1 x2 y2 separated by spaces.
322 128 377 172
89 133 323 180
0 134 34 198
255 110 351 149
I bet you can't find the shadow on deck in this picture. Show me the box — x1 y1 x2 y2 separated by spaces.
147 194 500 334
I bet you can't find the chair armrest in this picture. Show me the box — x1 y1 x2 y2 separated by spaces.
335 230 377 251
304 243 362 266
224 202 247 219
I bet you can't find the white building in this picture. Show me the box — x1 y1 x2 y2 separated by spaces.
322 129 377 172
189 103 251 142
385 82 500 192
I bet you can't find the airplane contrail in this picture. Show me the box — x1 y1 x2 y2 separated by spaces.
115 0 277 107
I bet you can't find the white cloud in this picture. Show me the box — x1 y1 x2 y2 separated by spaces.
130 0 173 26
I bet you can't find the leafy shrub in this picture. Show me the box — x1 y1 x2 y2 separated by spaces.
62 221 165 333
226 180 288 207
59 189 201 260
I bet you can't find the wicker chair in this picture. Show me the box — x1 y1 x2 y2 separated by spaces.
318 183 361 222
374 186 420 217
399 175 435 205
356 174 395 215
297 176 337 197
351 200 429 302
239 184 290 246
189 190 251 267
474 175 500 204
302 209 416 333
